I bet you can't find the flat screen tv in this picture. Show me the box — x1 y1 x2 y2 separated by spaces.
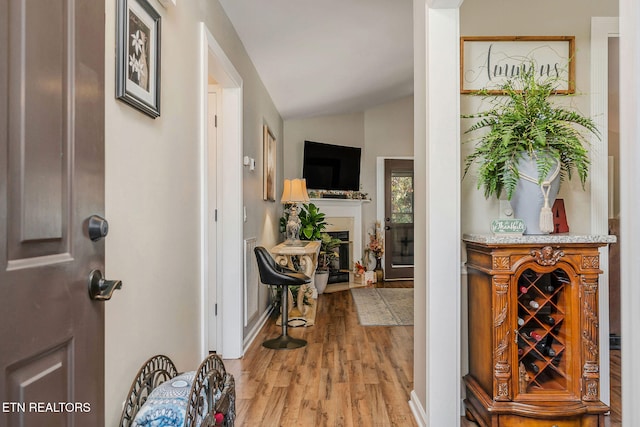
302 140 361 191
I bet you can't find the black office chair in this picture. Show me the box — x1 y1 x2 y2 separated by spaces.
254 246 310 349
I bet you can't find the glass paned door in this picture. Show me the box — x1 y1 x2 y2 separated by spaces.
384 159 414 279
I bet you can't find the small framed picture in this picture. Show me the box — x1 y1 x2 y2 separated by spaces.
263 125 276 201
116 0 161 118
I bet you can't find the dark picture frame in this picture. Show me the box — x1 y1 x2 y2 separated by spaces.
116 0 161 118
460 36 575 94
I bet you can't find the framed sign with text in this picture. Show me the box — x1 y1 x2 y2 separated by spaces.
460 36 575 94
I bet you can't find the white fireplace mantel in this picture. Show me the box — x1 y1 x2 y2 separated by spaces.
310 198 369 267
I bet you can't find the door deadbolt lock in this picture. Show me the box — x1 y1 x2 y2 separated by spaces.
88 270 122 301
87 215 109 241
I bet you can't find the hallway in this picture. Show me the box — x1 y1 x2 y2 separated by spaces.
224 282 415 426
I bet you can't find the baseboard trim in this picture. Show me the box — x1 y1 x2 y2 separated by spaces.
243 305 273 352
409 390 427 427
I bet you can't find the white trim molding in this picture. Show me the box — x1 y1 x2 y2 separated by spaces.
590 16 619 406
619 1 640 425
409 390 427 427
199 23 244 360
427 0 463 8
413 1 463 425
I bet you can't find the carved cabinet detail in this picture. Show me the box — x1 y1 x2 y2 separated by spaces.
463 237 612 427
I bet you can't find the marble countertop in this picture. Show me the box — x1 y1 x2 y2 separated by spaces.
463 233 617 245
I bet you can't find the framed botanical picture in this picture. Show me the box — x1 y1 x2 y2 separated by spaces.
116 0 161 118
460 36 575 94
263 125 276 201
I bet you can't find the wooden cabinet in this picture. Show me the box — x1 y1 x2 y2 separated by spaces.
463 235 615 427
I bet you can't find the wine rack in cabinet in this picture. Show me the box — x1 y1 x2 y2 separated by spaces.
517 268 571 396
463 234 615 427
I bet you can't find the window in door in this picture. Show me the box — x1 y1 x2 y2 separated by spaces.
384 159 414 279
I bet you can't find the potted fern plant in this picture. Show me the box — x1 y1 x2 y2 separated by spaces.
462 65 600 234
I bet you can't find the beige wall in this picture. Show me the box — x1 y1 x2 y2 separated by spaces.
363 97 414 235
460 0 619 234
283 96 413 255
104 0 282 425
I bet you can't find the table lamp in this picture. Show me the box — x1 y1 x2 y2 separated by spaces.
281 178 310 245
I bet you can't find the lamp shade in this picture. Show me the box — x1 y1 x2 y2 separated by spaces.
281 178 310 203
281 179 292 203
301 179 309 200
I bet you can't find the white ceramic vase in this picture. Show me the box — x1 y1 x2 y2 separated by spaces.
510 154 561 235
315 271 329 294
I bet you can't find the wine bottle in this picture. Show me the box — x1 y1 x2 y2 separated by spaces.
520 334 556 358
518 317 525 326
519 285 528 294
532 342 552 357
550 351 564 366
529 330 544 342
520 295 540 309
518 336 550 362
522 355 540 374
517 335 529 350
539 337 557 357
520 328 544 342
542 284 555 293
537 314 556 326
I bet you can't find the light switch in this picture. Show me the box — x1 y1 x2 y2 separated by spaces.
250 158 256 170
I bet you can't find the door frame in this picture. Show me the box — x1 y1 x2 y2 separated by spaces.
199 23 244 359
590 17 619 406
206 88 219 353
376 156 414 277
619 2 640 424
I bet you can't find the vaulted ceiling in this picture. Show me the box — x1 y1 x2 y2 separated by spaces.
219 0 414 119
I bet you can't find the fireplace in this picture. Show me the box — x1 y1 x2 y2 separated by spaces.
326 230 350 283
323 216 354 285
311 198 367 285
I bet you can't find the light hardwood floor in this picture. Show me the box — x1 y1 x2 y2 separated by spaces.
224 281 415 426
224 281 621 426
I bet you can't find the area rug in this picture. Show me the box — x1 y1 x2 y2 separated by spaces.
350 288 413 326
